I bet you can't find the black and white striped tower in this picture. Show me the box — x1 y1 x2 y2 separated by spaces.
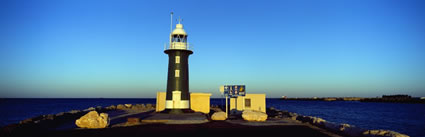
164 15 192 113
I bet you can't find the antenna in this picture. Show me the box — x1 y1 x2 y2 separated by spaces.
170 11 173 45
178 16 182 24
170 12 173 34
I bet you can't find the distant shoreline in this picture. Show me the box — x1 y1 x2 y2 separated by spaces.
279 96 425 104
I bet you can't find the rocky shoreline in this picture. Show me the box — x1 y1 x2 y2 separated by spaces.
1 104 409 137
1 104 155 134
267 107 409 137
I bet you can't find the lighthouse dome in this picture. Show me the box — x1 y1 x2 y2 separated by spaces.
172 24 187 35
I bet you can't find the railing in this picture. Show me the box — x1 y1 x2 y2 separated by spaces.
164 42 193 51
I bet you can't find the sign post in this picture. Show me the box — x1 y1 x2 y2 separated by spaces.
220 85 246 117
219 86 227 118
225 95 228 117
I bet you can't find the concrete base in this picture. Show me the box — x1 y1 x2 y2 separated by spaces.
141 112 209 124
161 109 194 114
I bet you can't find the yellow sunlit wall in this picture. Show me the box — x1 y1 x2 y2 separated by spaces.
230 94 266 113
190 93 212 114
156 92 166 112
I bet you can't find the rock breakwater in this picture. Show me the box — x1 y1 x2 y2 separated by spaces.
267 107 410 137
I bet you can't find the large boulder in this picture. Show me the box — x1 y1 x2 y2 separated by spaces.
323 122 340 132
75 111 109 128
288 112 298 120
116 104 126 110
242 110 268 122
105 105 116 110
211 112 227 121
146 104 154 109
363 130 409 137
339 123 365 137
311 117 326 126
131 104 147 110
124 104 132 108
296 115 313 123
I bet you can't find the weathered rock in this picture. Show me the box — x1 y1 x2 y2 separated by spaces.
288 112 297 117
363 130 409 137
290 115 298 120
96 106 103 111
210 107 223 113
124 104 132 108
131 104 146 110
20 118 33 124
83 107 95 111
296 115 312 123
277 111 283 115
281 111 289 115
146 104 154 109
68 110 81 114
288 112 298 120
138 104 146 108
55 112 65 117
211 112 227 121
242 110 268 122
339 124 365 137
75 111 109 128
44 114 55 120
323 122 340 132
311 117 326 125
105 105 116 110
116 104 126 110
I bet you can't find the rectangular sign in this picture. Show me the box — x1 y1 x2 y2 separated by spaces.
223 85 245 97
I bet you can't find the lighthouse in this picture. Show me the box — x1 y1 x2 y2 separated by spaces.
164 15 193 113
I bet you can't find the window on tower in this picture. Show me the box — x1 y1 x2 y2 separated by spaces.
172 35 187 43
175 70 180 77
182 35 187 42
172 35 178 42
175 56 180 63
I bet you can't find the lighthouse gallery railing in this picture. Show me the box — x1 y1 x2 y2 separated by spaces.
164 43 193 51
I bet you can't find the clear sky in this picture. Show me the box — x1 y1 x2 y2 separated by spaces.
1 0 424 98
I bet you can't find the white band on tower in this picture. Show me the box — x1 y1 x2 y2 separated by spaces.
165 90 190 109
165 100 189 109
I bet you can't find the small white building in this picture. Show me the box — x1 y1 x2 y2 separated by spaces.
230 94 266 113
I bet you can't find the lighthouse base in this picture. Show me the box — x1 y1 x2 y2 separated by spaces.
165 100 190 109
165 91 190 109
142 112 208 124
161 109 194 114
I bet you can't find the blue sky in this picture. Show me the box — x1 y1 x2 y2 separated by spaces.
1 0 424 98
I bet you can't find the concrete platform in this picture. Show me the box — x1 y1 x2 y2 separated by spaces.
141 112 209 124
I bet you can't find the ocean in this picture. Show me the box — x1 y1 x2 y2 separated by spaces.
266 99 425 137
0 98 424 137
